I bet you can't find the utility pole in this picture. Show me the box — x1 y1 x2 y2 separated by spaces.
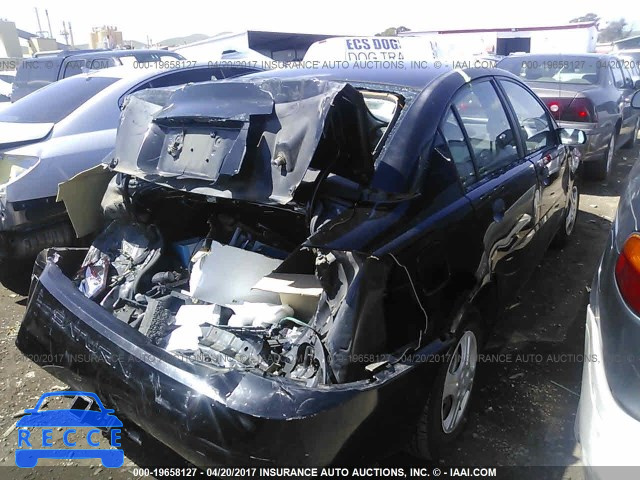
69 22 75 47
60 21 70 45
45 9 53 39
34 8 46 37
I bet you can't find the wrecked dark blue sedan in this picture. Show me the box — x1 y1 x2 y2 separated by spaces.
17 64 584 466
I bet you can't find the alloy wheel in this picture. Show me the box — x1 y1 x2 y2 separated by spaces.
606 134 615 174
441 330 478 434
565 185 578 235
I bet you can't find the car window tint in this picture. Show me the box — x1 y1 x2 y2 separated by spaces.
452 81 519 178
136 67 219 90
423 129 463 199
441 107 476 188
0 76 119 123
500 80 555 154
89 58 116 70
15 60 61 83
611 63 625 88
63 59 86 78
621 65 633 87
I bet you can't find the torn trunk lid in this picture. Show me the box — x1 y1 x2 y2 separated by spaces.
111 78 374 207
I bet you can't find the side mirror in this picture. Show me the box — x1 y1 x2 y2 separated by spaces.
635 80 640 91
632 90 640 109
559 128 587 146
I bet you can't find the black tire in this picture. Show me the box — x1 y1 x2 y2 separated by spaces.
409 308 484 460
552 182 579 248
622 119 639 149
585 133 616 181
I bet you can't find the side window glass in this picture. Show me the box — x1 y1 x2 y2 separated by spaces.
422 130 463 199
500 80 555 154
611 63 625 88
63 60 85 78
452 81 519 179
441 108 476 188
621 65 633 87
141 67 219 89
89 58 115 70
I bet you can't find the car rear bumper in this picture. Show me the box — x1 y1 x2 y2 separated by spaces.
576 305 640 473
17 257 438 466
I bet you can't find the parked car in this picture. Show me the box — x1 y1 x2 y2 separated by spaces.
498 53 640 180
575 90 640 477
0 70 16 102
0 62 260 259
11 49 185 101
17 65 584 466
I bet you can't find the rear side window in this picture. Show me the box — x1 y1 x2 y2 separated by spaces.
500 80 555 154
498 56 600 85
441 108 476 188
15 59 60 83
0 76 119 123
452 81 519 179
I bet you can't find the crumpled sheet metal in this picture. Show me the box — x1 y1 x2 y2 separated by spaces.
113 79 354 206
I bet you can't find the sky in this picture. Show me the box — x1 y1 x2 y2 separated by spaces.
2 0 639 45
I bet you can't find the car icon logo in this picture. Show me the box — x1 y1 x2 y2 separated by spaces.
15 391 124 468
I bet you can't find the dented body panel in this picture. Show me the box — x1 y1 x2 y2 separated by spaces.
19 261 447 466
17 66 579 465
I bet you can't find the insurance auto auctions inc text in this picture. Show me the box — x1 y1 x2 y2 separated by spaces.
205 467 498 478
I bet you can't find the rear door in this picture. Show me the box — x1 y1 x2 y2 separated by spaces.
442 79 539 302
620 61 640 138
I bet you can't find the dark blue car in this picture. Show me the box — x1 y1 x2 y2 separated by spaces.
18 65 586 465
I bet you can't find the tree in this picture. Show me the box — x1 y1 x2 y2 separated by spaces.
375 26 411 37
598 18 632 43
570 13 600 24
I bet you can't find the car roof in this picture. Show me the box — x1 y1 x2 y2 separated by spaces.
239 64 453 90
504 52 613 60
66 49 181 60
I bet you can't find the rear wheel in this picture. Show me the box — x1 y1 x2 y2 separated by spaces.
622 119 639 149
586 133 615 181
409 309 483 459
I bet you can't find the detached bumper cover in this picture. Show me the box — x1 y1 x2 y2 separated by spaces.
577 305 640 471
16 260 439 466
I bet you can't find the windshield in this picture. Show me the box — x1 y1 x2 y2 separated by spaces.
0 75 119 124
498 56 601 85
